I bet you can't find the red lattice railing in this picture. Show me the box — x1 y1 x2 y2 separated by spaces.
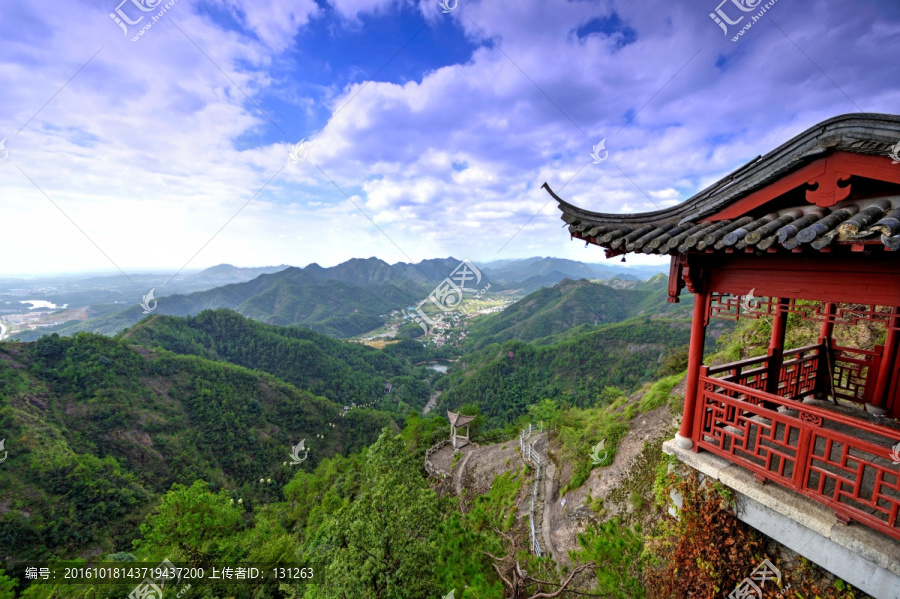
694 370 900 541
709 294 898 332
832 345 882 404
778 345 821 399
705 344 821 400
706 354 770 392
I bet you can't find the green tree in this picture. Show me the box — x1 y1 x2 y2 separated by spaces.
321 430 440 599
572 518 644 598
134 480 245 563
0 569 17 599
660 345 689 375
598 386 626 405
526 398 561 427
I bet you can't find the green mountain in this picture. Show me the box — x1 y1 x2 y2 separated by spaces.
481 256 664 292
7 257 671 343
300 256 465 286
10 257 491 343
0 331 397 566
189 263 292 283
0 272 865 599
438 316 694 427
464 274 688 349
118 309 433 410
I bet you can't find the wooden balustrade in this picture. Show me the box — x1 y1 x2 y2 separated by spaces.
832 345 882 404
707 343 823 399
706 354 771 391
692 369 900 541
776 344 821 399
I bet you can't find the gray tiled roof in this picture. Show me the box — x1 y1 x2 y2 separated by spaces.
548 113 900 254
447 411 476 427
559 197 900 254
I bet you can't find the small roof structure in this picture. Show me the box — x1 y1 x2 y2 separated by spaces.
549 113 900 255
446 411 476 428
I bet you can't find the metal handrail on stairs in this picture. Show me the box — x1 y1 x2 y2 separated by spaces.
519 422 543 467
520 424 545 557
529 497 542 556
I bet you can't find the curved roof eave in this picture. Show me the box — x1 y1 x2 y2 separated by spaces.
548 112 900 227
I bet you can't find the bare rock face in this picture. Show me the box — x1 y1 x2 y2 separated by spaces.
541 386 679 567
439 377 686 571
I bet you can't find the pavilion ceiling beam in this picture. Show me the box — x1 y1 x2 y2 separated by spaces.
708 152 900 221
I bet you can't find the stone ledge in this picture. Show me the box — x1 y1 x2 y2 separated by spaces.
717 463 838 539
662 438 900 598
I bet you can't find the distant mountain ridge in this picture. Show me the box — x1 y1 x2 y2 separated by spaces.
190 263 291 282
437 316 694 426
481 257 662 292
301 257 466 286
14 268 426 340
10 256 668 341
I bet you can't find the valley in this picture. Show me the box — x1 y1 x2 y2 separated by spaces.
0 256 691 598
0 253 871 599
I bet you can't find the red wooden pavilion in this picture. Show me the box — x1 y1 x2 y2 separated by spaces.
547 113 900 542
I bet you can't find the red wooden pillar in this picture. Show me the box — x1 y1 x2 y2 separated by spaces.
676 288 710 450
816 302 836 400
818 302 836 343
869 306 900 415
765 298 790 397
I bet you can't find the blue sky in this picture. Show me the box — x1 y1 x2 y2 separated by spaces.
1 0 900 276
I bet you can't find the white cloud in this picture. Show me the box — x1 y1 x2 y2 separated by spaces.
1 0 898 275
219 0 321 51
328 0 408 21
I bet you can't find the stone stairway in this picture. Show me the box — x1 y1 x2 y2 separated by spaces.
520 428 558 562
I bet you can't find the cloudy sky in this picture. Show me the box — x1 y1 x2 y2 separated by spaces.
2 0 899 276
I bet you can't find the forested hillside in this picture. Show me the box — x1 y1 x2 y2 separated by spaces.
118 309 434 410
437 317 696 426
0 332 397 570
463 275 687 349
0 298 861 599
0 270 734 598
